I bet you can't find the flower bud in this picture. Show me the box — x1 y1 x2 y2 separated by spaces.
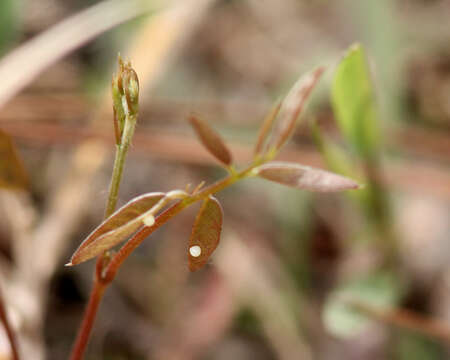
111 55 140 144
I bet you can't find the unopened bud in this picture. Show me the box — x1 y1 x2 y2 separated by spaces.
111 55 140 144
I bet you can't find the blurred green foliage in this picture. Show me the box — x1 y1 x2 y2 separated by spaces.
323 271 401 338
0 0 19 55
395 331 442 360
332 44 380 158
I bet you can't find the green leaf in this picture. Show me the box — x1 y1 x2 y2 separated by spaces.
188 195 223 271
332 44 380 157
323 271 401 338
189 115 232 166
0 129 28 190
267 66 325 152
69 192 165 265
255 161 360 192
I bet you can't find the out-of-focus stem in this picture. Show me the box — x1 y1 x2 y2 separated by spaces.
0 286 20 360
349 299 450 344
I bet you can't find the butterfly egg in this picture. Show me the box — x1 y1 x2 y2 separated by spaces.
189 245 202 257
142 214 155 227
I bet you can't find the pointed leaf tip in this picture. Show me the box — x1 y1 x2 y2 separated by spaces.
70 192 165 265
267 66 325 152
188 196 223 271
189 115 232 166
256 161 360 192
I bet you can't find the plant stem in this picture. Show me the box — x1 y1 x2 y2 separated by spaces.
103 201 186 282
105 115 136 217
68 281 106 360
0 286 20 360
69 115 136 360
70 157 259 359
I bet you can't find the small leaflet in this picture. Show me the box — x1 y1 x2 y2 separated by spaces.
255 161 360 192
70 192 165 265
267 67 325 151
189 115 232 166
188 195 223 271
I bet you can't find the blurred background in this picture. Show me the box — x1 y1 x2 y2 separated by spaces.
0 0 449 359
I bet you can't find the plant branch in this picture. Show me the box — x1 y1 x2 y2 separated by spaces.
69 136 133 358
70 61 138 359
103 163 259 282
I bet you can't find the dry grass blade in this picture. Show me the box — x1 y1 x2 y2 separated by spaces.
255 161 360 192
254 100 281 156
0 129 28 190
0 0 166 109
189 195 223 271
69 192 165 265
188 115 232 166
267 67 325 151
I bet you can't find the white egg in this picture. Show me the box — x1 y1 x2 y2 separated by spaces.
189 245 202 257
142 214 155 226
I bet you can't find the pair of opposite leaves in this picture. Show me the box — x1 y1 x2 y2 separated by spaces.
69 67 360 271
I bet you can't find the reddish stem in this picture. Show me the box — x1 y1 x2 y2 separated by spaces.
103 201 185 282
69 167 253 359
69 279 106 360
68 203 184 360
0 287 20 360
103 172 246 282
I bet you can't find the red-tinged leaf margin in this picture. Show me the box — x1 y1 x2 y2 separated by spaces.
254 100 282 156
69 192 165 265
0 129 29 190
255 161 360 192
188 195 223 272
188 115 232 166
266 66 325 152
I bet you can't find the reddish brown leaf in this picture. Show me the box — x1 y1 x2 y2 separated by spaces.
0 129 28 190
189 115 232 166
255 161 360 192
254 100 281 156
69 192 165 265
267 67 325 151
188 195 223 271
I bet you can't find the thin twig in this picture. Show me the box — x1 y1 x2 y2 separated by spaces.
349 300 450 344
